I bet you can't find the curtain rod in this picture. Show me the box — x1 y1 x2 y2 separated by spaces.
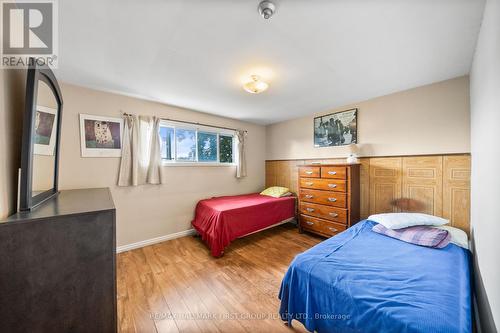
121 111 247 133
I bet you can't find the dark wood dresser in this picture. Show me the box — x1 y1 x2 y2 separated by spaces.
298 164 360 237
0 188 117 333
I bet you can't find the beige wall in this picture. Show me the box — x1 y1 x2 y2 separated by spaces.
470 0 500 329
0 69 26 219
57 83 266 247
266 76 470 160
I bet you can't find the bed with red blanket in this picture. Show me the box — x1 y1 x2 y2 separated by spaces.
191 193 296 257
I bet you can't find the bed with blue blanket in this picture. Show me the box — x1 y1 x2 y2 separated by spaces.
279 220 471 333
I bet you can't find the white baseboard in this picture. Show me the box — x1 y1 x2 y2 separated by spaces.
116 229 197 253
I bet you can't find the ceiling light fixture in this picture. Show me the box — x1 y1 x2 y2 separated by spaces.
243 75 269 94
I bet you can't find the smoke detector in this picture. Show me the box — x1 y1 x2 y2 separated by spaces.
258 1 276 20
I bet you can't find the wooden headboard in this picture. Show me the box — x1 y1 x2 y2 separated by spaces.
265 154 471 235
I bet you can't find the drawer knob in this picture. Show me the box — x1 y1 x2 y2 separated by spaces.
329 213 338 217
328 171 337 175
306 208 315 212
305 195 314 199
306 221 314 225
328 227 338 232
328 184 337 188
328 198 337 202
305 171 313 174
305 182 314 186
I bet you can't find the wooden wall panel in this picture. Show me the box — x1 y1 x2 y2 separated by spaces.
275 161 290 189
402 156 443 215
288 160 304 195
443 155 471 233
359 158 370 219
265 161 278 188
369 157 402 214
265 154 471 233
265 160 304 194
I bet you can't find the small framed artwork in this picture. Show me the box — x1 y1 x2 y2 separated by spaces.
314 108 357 147
79 114 124 157
34 105 58 156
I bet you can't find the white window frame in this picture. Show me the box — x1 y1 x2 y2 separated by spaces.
159 120 237 167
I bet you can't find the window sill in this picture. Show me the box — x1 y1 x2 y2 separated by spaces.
162 162 237 167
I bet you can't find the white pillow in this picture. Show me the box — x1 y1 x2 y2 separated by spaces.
368 213 449 229
435 226 469 249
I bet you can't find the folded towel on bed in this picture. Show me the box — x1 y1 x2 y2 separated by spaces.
372 223 451 248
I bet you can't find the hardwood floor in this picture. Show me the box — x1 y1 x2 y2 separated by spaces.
117 223 323 333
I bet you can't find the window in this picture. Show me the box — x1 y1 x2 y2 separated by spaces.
175 129 196 161
219 135 233 163
159 120 236 165
197 132 217 162
159 127 174 160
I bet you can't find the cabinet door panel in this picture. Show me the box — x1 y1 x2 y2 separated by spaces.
402 156 443 215
369 157 402 214
443 155 470 234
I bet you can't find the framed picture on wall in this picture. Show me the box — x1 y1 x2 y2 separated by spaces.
79 114 124 157
314 108 357 147
34 105 58 156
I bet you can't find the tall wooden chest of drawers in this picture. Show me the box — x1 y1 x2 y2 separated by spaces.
298 164 360 237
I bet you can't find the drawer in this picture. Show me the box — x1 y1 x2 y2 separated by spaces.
299 189 347 208
321 166 347 179
299 202 347 223
299 178 347 192
299 166 320 178
300 215 347 237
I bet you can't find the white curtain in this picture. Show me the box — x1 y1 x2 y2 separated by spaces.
117 114 135 186
118 115 163 186
236 130 247 178
147 117 162 184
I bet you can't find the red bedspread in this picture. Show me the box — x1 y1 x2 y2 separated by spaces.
191 193 296 257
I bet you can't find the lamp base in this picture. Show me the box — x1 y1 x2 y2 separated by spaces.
346 155 359 164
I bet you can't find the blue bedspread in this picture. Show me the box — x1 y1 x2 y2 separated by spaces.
279 220 471 333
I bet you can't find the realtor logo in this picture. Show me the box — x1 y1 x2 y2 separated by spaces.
1 0 58 68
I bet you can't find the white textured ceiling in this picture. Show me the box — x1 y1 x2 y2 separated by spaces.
57 0 485 124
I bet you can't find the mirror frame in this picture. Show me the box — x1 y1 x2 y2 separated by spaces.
19 62 63 211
